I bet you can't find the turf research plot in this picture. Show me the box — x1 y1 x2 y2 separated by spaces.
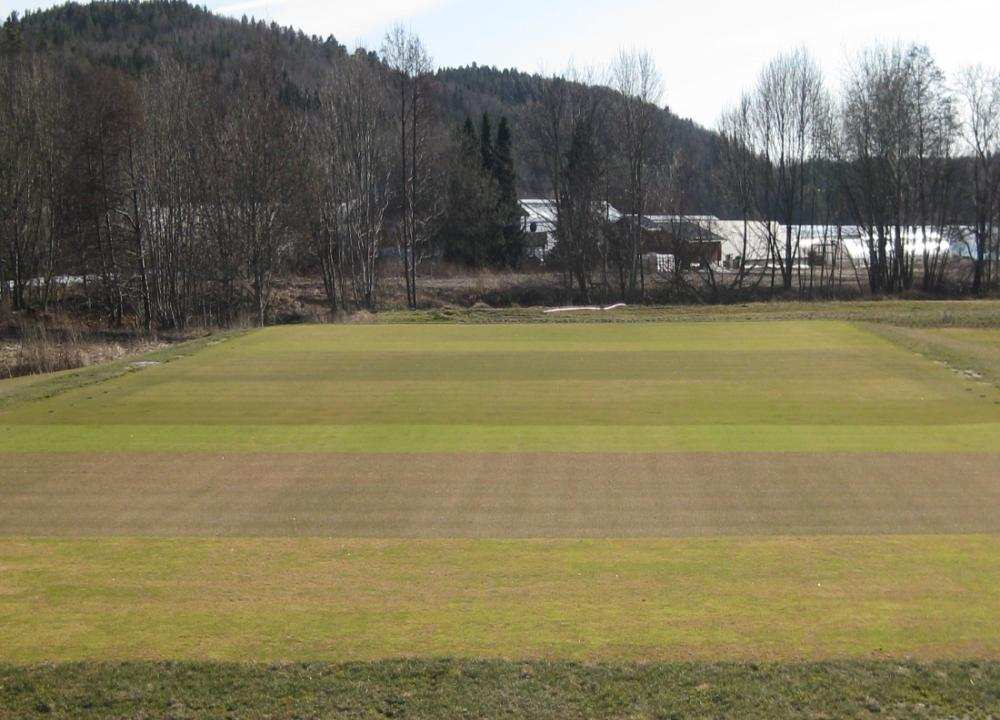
1 320 998 662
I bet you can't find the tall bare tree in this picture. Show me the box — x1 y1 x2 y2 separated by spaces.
610 48 662 300
716 95 760 288
959 65 1000 294
0 51 51 311
747 48 828 291
907 46 959 292
138 61 211 328
336 56 394 310
213 47 302 326
837 44 961 293
382 26 437 309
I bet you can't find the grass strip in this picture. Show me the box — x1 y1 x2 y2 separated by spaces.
369 299 1000 327
869 324 1000 387
1 660 998 719
2 536 997 664
3 452 998 537
3 422 998 453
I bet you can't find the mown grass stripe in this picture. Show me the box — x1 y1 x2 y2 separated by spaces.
1 536 998 664
2 452 998 537
2 422 998 453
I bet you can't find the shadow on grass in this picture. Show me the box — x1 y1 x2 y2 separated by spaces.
1 660 998 719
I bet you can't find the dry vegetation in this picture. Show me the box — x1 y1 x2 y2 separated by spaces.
0 321 172 380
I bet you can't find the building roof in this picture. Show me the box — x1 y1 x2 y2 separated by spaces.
519 199 622 228
621 214 726 243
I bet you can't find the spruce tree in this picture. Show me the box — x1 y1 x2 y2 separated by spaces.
440 116 499 267
1 12 22 54
479 112 494 175
461 116 477 156
492 116 524 267
494 117 517 218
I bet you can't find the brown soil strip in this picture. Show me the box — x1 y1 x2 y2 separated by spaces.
2 452 997 537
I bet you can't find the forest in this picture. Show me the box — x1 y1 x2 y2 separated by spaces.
1 0 999 331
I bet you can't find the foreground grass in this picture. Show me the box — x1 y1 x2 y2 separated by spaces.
2 660 998 719
2 536 997 663
1 316 998 684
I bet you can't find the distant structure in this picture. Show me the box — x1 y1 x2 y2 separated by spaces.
518 199 622 262
518 199 559 262
617 215 724 270
518 201 972 274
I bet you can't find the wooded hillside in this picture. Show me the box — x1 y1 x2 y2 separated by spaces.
9 0 729 211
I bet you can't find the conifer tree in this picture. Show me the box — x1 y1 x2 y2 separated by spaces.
480 112 494 175
439 116 499 266
491 116 524 267
494 117 517 217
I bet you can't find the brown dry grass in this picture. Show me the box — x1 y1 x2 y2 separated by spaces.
0 321 169 380
2 452 997 537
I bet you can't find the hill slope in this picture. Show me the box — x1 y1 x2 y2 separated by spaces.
9 0 728 211
435 64 724 204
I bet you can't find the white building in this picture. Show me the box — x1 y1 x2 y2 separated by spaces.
659 217 962 270
519 199 622 261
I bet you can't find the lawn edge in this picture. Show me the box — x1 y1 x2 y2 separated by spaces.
0 329 251 411
2 659 998 719
358 299 1000 326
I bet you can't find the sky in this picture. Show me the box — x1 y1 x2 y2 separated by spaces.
7 0 1000 127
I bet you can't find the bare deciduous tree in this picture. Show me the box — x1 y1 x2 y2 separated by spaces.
215 48 303 326
958 65 1000 294
610 48 662 300
336 56 394 310
529 66 612 301
748 48 829 291
908 46 959 292
717 96 759 288
837 44 962 293
0 51 55 311
382 26 438 309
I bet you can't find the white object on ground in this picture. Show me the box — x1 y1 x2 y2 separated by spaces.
544 303 627 314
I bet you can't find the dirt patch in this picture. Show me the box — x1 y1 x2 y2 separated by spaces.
2 451 997 537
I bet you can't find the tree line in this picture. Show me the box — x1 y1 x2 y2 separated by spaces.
0 9 679 324
715 45 1000 296
521 45 999 304
2 4 999 328
0 12 539 327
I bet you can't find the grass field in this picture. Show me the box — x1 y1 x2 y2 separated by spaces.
1 311 999 716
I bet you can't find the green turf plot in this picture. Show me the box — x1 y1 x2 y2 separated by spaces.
0 319 998 669
1 536 998 663
1 321 998 453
